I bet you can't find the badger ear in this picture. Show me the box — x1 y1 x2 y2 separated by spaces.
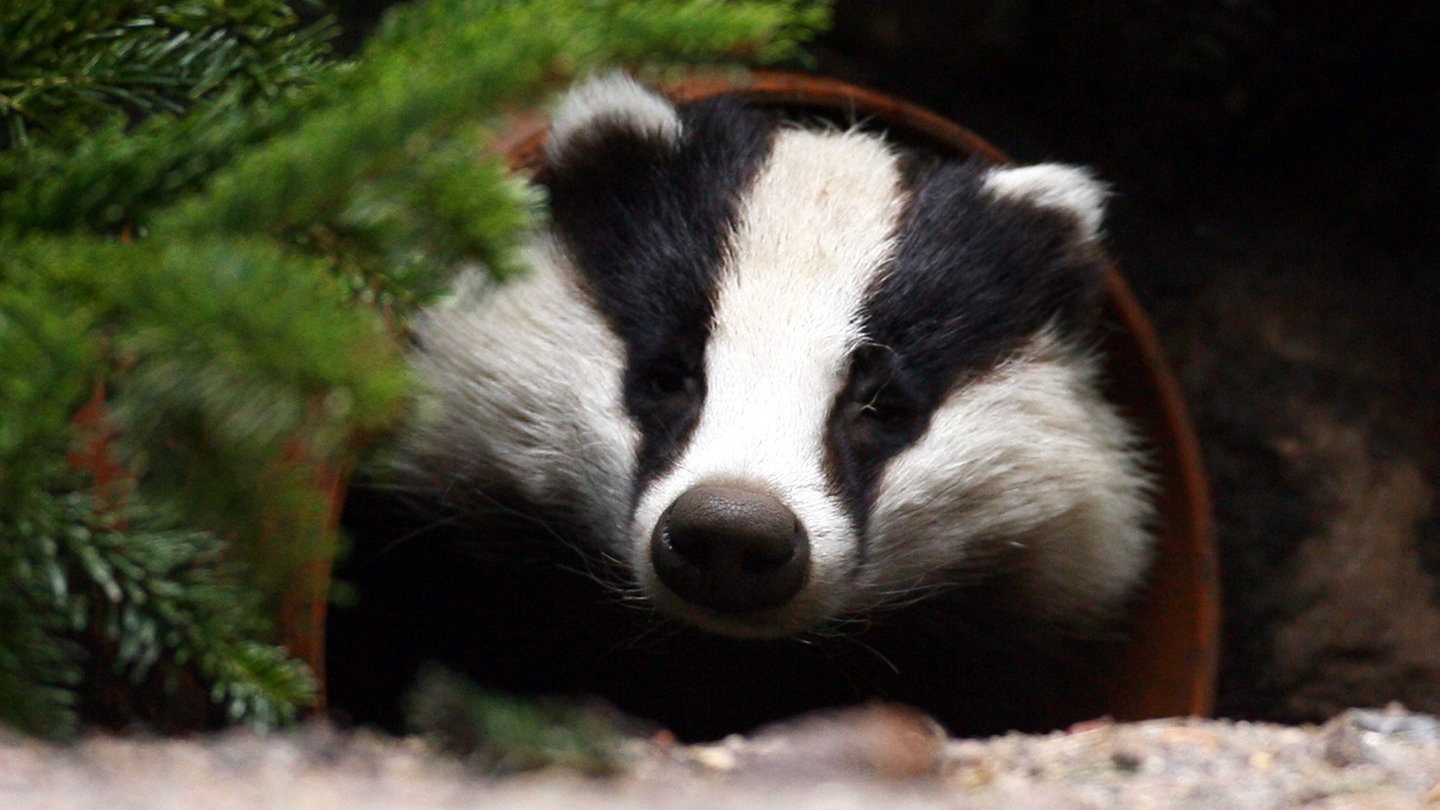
980 163 1109 244
545 73 683 164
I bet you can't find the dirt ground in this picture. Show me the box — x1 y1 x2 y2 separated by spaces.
6 705 1440 808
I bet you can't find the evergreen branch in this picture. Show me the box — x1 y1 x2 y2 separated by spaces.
603 0 833 63
3 236 408 592
322 122 544 311
91 505 318 729
0 82 317 238
0 0 334 150
157 0 833 250
205 640 316 728
0 272 99 498
1 492 316 738
0 484 315 737
406 665 632 776
2 237 342 735
0 492 88 739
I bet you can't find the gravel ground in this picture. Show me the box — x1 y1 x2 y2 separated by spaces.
6 705 1440 809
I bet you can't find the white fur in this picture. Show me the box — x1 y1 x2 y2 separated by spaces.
629 128 908 636
546 73 682 160
866 332 1152 628
395 78 1152 639
392 241 638 545
982 164 1109 243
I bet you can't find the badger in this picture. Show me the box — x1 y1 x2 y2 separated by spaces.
333 74 1154 737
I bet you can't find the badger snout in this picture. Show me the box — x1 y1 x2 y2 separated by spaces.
649 483 810 616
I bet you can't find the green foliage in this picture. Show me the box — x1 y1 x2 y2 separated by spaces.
406 665 632 776
0 278 98 497
0 87 311 238
0 0 333 237
162 0 832 302
1 234 354 738
0 492 85 739
4 235 408 591
0 0 832 740
0 493 315 739
0 0 334 150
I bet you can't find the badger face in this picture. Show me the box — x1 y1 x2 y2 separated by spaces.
395 75 1152 640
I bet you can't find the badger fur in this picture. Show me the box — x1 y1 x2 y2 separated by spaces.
334 74 1153 737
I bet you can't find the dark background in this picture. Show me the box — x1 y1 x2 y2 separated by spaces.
808 1 1440 722
333 0 1440 725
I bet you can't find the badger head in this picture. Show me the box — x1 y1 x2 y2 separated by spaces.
393 75 1153 640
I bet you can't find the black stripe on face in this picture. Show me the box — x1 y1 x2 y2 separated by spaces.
826 157 1108 525
541 97 776 488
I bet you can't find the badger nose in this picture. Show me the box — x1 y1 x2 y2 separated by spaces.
650 484 810 614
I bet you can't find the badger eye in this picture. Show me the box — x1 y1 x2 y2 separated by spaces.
838 346 926 446
851 388 902 425
630 353 703 418
645 367 697 399
847 381 912 428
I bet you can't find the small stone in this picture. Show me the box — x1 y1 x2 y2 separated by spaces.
1066 717 1115 735
1111 751 1143 773
686 744 738 772
1343 707 1440 743
1319 721 1374 768
948 760 995 789
728 702 947 780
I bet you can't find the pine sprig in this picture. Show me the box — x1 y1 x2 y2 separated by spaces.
0 0 334 150
159 0 833 311
0 492 315 739
406 665 633 776
0 85 310 238
4 235 408 594
0 493 87 739
167 0 829 236
320 122 543 312
0 277 98 497
0 0 334 238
